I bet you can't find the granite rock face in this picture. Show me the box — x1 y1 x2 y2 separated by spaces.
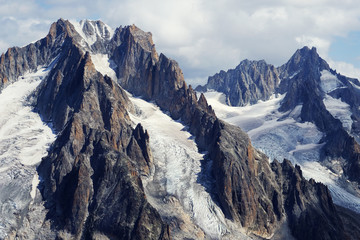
196 59 281 106
271 159 348 240
36 40 168 239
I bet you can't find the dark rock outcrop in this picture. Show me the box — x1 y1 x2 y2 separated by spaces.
196 59 281 106
272 159 348 240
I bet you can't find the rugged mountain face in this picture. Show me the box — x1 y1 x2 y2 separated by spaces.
0 19 357 240
199 46 360 187
35 47 166 239
92 21 353 239
196 59 280 106
277 47 360 185
200 46 360 223
271 159 346 240
0 19 169 240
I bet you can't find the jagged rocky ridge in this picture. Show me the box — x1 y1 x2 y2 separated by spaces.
196 60 280 106
0 19 356 239
198 47 360 187
278 47 360 185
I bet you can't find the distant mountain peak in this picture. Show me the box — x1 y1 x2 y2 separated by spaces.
197 58 280 106
69 19 114 49
237 59 267 67
278 46 330 80
80 19 114 39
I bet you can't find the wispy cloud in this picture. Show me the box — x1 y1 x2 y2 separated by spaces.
328 60 360 79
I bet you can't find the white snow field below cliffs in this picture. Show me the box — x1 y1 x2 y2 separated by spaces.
0 67 56 238
128 95 248 240
204 91 360 214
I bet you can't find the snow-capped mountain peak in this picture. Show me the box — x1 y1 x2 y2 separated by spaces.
70 19 114 47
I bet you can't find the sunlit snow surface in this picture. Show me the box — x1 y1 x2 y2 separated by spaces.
90 53 118 81
70 20 114 48
128 95 245 239
0 68 56 238
320 70 344 93
204 91 360 213
320 70 353 132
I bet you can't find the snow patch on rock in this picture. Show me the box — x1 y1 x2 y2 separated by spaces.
320 70 344 93
90 53 117 81
323 94 353 132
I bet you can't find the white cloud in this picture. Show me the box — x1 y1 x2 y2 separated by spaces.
295 35 331 57
328 60 360 79
0 17 51 54
0 40 9 54
1 0 360 86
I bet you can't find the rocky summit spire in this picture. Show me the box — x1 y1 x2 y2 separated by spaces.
278 46 330 79
196 59 281 106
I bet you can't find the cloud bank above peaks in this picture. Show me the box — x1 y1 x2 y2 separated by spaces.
1 0 360 85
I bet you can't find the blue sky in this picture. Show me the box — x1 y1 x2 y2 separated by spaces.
1 0 360 85
330 31 360 69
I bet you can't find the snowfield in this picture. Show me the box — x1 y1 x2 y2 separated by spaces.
204 90 360 214
90 53 118 81
0 67 56 238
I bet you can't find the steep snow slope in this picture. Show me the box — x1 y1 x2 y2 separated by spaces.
204 91 360 214
0 66 56 238
320 70 344 93
70 19 114 47
90 53 118 80
320 70 353 132
128 95 248 239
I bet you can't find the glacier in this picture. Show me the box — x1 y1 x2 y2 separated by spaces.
128 95 248 239
204 91 360 214
88 50 248 239
0 66 56 238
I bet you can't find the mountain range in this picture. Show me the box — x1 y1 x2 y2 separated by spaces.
197 46 360 200
0 18 359 240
